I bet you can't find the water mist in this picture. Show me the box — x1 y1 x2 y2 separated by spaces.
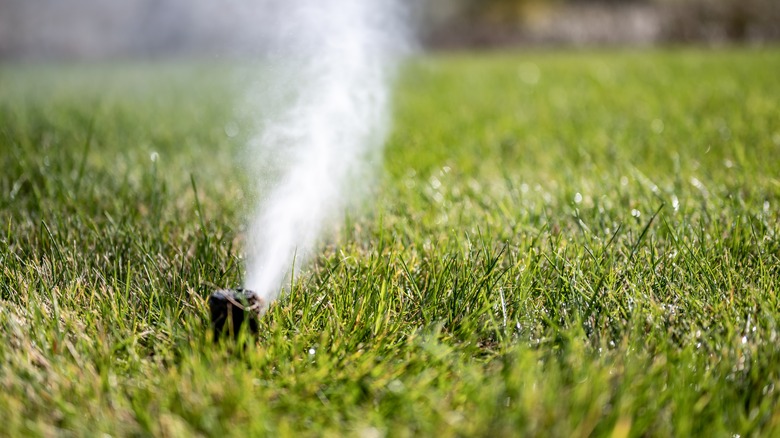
241 1 409 306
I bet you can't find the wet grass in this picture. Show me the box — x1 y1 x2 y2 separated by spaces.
1 48 779 436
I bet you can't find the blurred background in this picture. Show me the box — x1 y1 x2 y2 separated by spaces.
1 0 778 61
423 0 779 48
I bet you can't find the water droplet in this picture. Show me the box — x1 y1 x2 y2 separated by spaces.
631 209 641 218
719 123 731 140
518 62 540 85
690 177 708 196
651 118 664 134
224 121 239 138
359 427 383 438
388 379 404 393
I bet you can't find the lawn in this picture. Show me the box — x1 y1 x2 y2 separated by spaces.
1 49 779 436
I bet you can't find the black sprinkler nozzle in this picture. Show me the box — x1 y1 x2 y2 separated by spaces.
208 288 265 339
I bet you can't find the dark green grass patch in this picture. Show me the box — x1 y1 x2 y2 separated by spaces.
1 49 779 436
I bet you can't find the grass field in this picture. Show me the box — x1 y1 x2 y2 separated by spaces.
1 49 779 436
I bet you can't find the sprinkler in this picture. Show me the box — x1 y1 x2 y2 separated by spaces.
208 288 266 339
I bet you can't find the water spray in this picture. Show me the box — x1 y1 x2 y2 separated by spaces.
209 0 409 336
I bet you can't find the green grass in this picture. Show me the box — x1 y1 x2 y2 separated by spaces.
1 49 779 436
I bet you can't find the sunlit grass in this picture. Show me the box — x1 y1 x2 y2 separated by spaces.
1 48 779 436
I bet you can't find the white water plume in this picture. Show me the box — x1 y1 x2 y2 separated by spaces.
243 1 409 302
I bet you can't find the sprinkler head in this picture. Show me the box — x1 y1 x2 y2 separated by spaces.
208 288 265 339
